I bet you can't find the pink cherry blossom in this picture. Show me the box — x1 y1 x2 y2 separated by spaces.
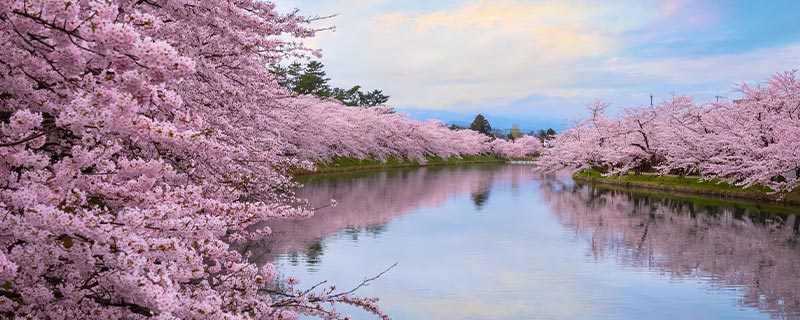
0 1 542 319
539 71 800 193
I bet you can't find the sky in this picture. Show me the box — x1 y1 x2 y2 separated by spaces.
272 0 800 130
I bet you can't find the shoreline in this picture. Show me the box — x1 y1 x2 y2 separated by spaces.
572 170 800 207
293 155 508 176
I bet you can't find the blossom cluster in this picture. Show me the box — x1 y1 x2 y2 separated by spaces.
0 0 389 318
0 0 541 318
277 98 542 163
538 70 800 193
489 136 542 159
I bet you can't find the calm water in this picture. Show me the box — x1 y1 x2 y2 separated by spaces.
248 165 800 319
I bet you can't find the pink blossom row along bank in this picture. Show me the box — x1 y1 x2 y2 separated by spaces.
0 0 542 319
538 71 800 194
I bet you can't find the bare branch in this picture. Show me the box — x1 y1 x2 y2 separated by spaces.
330 262 397 298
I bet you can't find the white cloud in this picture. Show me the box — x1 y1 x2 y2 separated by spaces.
307 1 642 109
272 0 800 118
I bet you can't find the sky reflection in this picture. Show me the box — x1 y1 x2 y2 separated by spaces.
249 165 800 319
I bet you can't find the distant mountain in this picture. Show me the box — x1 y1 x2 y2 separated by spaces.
396 108 565 132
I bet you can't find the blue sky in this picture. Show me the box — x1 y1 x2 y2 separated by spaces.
272 0 800 130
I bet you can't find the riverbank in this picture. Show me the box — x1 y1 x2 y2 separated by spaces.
577 180 800 216
293 155 507 176
573 170 800 206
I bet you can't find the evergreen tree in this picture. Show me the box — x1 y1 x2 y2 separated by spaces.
534 128 557 142
271 61 389 107
469 114 493 136
362 89 390 107
294 61 331 97
332 85 363 106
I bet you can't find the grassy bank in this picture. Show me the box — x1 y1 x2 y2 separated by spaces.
580 180 800 216
573 170 800 206
293 155 507 176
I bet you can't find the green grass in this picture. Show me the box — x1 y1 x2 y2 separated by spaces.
575 170 772 192
574 169 800 206
293 155 506 176
583 182 800 216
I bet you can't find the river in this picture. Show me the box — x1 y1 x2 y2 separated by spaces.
246 164 800 319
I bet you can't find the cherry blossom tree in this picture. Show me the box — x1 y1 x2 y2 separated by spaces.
276 98 499 163
0 0 390 318
697 71 800 192
539 71 800 193
536 100 615 172
489 135 542 159
650 95 718 176
0 0 543 318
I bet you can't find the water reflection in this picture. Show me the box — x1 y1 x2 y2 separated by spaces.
244 164 520 267
470 183 491 210
540 173 800 318
247 165 800 319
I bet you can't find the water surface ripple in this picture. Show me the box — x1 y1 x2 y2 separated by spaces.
247 165 800 320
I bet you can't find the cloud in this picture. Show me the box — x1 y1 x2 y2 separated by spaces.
273 0 800 121
408 1 618 54
316 0 640 110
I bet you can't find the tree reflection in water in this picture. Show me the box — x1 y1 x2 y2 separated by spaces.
470 185 491 210
240 166 800 319
539 174 800 319
242 165 523 267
